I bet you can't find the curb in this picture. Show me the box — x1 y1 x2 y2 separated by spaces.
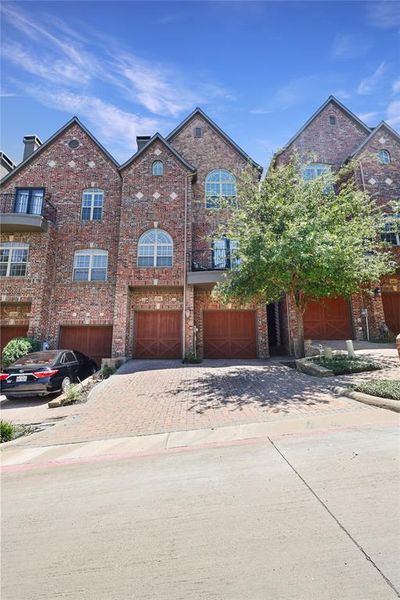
48 372 100 408
330 385 400 413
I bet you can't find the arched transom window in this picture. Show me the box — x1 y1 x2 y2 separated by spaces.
377 150 391 165
138 229 173 267
152 160 164 176
205 169 237 208
73 249 108 281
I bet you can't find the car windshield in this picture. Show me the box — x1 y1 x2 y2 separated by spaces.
12 351 61 367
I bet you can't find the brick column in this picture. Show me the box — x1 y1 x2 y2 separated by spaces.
256 304 269 358
184 284 195 356
112 284 130 357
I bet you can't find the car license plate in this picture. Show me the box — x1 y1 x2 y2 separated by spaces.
16 375 27 382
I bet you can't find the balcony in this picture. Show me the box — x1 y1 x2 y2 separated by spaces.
188 248 237 284
0 193 57 232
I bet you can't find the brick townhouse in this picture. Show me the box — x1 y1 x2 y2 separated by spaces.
274 96 400 349
0 108 269 364
0 98 399 365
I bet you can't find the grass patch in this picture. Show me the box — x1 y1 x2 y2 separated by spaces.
353 380 400 401
0 420 16 443
312 356 382 375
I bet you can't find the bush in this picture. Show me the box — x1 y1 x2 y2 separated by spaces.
63 383 84 404
101 365 116 379
2 337 42 367
0 420 16 443
312 356 382 375
353 380 400 401
182 352 202 364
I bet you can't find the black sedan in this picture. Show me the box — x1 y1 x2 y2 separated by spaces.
0 350 97 399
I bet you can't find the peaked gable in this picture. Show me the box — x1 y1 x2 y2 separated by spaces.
349 121 400 158
0 117 119 185
167 107 262 171
119 133 196 173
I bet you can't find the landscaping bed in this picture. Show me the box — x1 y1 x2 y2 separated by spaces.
0 420 37 444
312 356 382 375
352 380 400 401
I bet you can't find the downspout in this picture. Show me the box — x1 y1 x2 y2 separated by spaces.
182 174 189 360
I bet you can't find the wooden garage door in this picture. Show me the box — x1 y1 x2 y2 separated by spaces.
1 325 29 354
382 292 400 334
203 311 257 358
59 326 113 367
303 297 352 340
134 311 182 359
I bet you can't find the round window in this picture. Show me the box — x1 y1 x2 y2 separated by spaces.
68 139 80 149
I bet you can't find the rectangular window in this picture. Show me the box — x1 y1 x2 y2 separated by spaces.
194 127 203 138
81 190 104 221
73 251 107 281
14 188 44 215
329 116 337 125
381 215 400 246
0 245 28 277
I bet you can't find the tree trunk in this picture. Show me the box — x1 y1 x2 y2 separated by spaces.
293 303 305 358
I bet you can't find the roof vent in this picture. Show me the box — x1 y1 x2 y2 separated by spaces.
136 136 151 151
23 135 42 161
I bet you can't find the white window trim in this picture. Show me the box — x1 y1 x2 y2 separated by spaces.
137 229 173 267
382 214 400 246
302 163 331 180
205 169 237 209
377 150 391 165
81 188 104 221
73 249 108 282
152 161 164 176
0 243 29 277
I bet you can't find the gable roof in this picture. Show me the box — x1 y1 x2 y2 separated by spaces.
119 132 196 173
166 107 263 171
278 96 372 157
349 121 400 158
0 117 119 185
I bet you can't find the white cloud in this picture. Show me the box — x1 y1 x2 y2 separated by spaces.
357 62 387 95
392 78 400 94
386 100 400 126
366 1 400 29
333 89 352 100
357 111 379 123
249 108 272 115
331 34 371 59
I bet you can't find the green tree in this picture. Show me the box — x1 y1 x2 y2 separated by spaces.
213 159 396 357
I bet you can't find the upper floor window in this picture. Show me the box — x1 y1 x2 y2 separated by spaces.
302 163 331 181
81 189 103 221
14 188 44 215
213 238 240 269
137 229 173 267
378 150 391 165
73 249 108 281
152 161 164 176
194 127 203 138
329 115 337 125
0 243 29 277
381 213 400 246
205 170 237 209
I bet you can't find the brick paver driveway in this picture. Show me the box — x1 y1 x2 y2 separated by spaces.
14 359 376 447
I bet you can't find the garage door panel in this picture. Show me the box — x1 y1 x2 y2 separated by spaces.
134 311 182 359
382 292 400 334
1 326 29 354
203 311 257 358
59 326 113 367
304 298 352 340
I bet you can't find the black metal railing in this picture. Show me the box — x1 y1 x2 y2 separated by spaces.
190 248 239 272
0 193 57 223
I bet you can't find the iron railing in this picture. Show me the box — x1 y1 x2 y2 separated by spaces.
190 248 239 272
0 192 57 223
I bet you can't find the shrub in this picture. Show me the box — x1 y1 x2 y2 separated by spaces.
312 356 382 375
63 384 83 404
182 352 202 364
2 337 42 367
0 420 16 443
101 365 116 379
353 380 400 401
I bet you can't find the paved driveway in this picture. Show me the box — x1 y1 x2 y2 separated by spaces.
10 358 378 448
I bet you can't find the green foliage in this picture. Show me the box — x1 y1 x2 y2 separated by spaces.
313 356 382 375
369 332 397 343
64 384 83 404
2 337 42 367
353 379 400 400
213 159 396 354
0 420 16 443
101 365 116 379
182 352 202 364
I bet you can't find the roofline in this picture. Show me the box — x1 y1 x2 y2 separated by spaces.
166 107 263 172
349 121 400 158
0 116 120 185
119 132 196 173
280 96 371 153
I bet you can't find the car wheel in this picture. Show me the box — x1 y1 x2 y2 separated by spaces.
61 377 71 393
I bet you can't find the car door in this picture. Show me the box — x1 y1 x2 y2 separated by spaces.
64 351 80 382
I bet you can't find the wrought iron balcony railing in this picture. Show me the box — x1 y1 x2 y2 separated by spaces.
190 248 239 272
0 193 57 223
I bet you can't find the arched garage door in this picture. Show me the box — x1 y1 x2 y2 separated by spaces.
303 297 353 340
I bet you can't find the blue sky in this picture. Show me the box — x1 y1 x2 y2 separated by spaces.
1 1 399 166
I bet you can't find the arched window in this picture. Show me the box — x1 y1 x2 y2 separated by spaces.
81 189 104 221
152 160 164 176
302 163 331 180
377 150 391 165
138 229 173 267
0 243 29 277
73 249 108 281
205 169 237 208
